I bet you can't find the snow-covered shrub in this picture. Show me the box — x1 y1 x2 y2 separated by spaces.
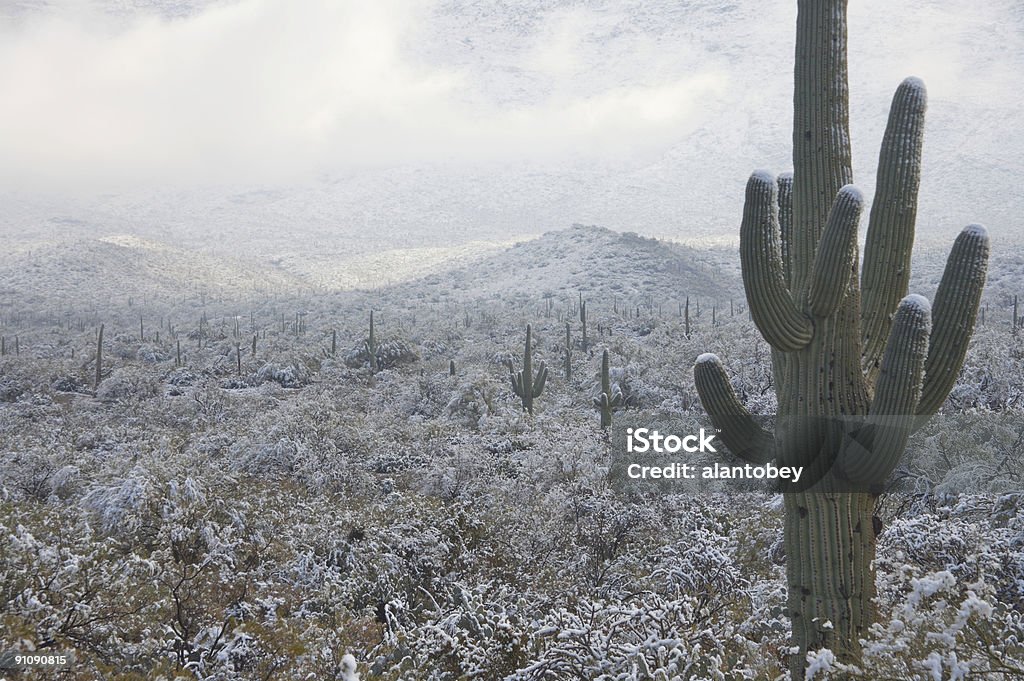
254 357 314 387
96 367 160 403
343 337 419 370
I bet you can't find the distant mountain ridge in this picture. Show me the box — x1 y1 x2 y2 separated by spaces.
0 225 741 314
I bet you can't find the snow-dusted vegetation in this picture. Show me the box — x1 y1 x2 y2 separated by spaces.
1 225 1022 679
2 0 1023 678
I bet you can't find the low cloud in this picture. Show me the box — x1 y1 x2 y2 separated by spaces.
0 0 728 191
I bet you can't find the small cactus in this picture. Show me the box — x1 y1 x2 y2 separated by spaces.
563 323 572 381
684 296 691 338
510 325 547 415
366 311 378 373
94 324 104 389
593 349 623 428
580 299 589 350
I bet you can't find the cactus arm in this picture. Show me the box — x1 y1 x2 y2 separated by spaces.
778 172 794 286
532 362 548 397
741 171 814 352
808 185 864 318
916 224 989 417
860 78 928 382
595 393 612 428
510 370 523 396
840 295 930 485
693 354 774 464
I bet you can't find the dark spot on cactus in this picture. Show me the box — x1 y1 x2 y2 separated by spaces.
798 506 808 518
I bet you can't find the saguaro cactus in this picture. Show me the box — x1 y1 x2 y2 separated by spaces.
366 311 378 373
94 324 104 389
563 323 573 381
684 296 690 338
510 324 547 415
580 300 589 350
593 349 623 428
692 2 989 676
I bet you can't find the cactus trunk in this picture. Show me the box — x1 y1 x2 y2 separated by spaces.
784 491 877 668
593 349 622 429
692 1 989 676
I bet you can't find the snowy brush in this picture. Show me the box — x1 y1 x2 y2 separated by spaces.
593 349 622 429
510 324 547 415
691 1 989 677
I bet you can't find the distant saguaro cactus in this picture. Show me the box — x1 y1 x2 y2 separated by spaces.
563 323 572 381
366 311 378 373
580 299 588 350
510 325 547 415
692 1 989 677
593 349 623 429
94 324 104 389
684 296 690 338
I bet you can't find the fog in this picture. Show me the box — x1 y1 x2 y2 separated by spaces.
0 0 1019 242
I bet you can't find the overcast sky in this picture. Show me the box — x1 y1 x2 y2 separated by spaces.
0 0 1014 187
0 0 1018 245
